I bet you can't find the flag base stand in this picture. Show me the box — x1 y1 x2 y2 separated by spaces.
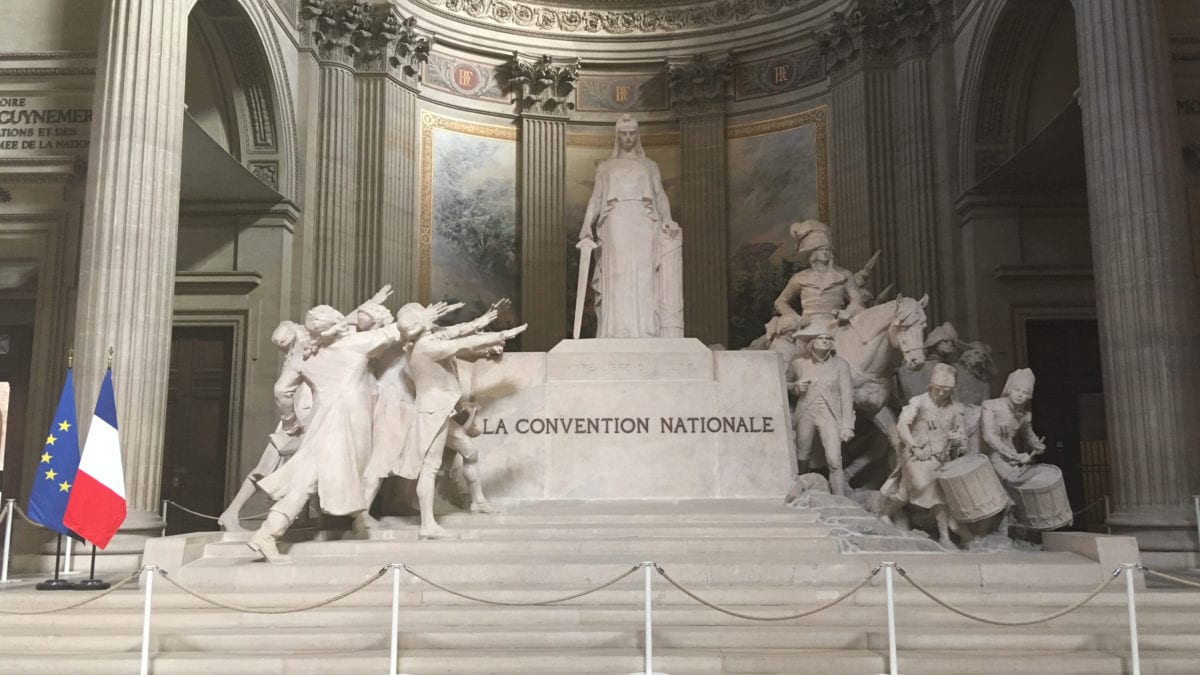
35 578 73 591
71 577 110 591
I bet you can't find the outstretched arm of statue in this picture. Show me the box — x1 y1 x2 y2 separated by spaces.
273 360 305 436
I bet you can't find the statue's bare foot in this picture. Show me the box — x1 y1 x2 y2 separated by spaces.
247 532 291 563
418 524 458 540
469 499 500 514
218 512 247 532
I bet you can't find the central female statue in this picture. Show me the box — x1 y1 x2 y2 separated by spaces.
578 115 684 338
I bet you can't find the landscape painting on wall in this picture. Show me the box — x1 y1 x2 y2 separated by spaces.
421 112 520 327
726 108 828 349
564 132 681 337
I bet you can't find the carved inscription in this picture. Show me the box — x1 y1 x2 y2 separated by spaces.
479 415 777 435
0 96 92 155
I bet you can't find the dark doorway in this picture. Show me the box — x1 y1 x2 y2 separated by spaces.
0 324 34 503
1023 318 1106 531
163 326 233 534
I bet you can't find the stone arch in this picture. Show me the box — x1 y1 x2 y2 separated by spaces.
186 0 298 200
956 0 1068 193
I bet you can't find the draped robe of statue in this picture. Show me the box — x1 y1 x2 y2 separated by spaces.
583 151 683 338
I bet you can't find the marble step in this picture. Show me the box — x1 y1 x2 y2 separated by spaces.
0 622 1195 653
0 647 1195 675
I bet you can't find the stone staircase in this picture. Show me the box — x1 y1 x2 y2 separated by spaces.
1 499 1198 674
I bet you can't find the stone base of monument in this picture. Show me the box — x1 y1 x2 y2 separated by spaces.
465 338 795 501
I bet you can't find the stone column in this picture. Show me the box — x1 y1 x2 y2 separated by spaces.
301 1 362 310
819 9 899 292
353 8 428 307
501 55 578 350
1073 0 1200 550
73 0 189 539
891 0 952 318
668 55 732 347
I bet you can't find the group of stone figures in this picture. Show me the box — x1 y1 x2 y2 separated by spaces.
219 287 524 563
749 219 1073 548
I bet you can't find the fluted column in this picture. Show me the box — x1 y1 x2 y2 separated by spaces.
1073 0 1200 548
74 0 188 535
677 115 729 346
820 10 899 292
519 116 568 349
353 9 428 306
668 55 732 346
500 54 578 349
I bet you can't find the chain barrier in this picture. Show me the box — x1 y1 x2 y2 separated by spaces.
1142 566 1200 591
164 501 268 523
1071 497 1108 518
12 503 47 529
0 501 8 522
0 569 141 614
654 564 880 621
403 562 643 606
895 564 1122 626
154 565 389 614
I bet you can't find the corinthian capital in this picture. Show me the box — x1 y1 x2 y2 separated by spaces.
498 53 580 118
817 4 897 80
666 54 733 117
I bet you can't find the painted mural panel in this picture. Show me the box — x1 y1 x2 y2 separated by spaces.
564 132 681 337
726 108 828 349
421 113 520 326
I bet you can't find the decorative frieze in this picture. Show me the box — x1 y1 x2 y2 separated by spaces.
575 73 668 113
498 54 579 117
413 0 809 37
666 55 732 117
733 47 824 100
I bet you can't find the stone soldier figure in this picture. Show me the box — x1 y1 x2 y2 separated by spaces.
981 368 1046 484
787 327 855 496
882 362 968 548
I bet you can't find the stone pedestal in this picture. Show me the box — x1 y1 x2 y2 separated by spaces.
1073 0 1200 549
466 339 795 501
73 0 189 532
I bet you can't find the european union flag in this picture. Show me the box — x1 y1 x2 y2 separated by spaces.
26 368 80 536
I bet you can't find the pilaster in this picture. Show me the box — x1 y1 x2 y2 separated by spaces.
668 55 731 346
501 54 578 350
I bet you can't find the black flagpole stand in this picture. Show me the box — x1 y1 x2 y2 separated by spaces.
35 533 72 590
71 541 109 590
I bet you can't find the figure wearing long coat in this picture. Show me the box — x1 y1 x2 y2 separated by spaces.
258 324 404 516
363 342 421 480
881 392 966 510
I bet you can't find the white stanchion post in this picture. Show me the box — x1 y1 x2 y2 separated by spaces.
62 536 73 576
644 562 653 675
160 500 169 537
1123 563 1140 675
884 562 899 675
390 565 401 675
1192 496 1199 554
1 498 14 584
140 566 155 675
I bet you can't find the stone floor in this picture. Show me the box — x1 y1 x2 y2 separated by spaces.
1 499 1198 674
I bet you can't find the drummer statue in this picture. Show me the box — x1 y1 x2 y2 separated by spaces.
787 327 855 496
980 369 1045 482
881 363 967 548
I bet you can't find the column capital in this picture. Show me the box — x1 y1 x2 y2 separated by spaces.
818 4 896 80
666 54 733 118
890 0 952 61
356 7 431 88
498 53 579 119
300 0 365 68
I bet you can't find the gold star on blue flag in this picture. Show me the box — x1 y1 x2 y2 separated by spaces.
26 368 81 537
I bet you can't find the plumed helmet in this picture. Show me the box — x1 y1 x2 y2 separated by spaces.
1002 368 1035 395
930 362 958 388
789 219 833 266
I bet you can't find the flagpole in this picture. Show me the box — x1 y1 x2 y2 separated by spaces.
71 542 109 590
35 534 72 590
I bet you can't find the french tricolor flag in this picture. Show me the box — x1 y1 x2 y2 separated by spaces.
63 369 126 549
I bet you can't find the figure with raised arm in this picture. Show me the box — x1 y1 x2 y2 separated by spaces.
397 300 526 539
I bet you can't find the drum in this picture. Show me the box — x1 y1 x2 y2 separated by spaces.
1006 464 1073 531
936 454 1008 523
